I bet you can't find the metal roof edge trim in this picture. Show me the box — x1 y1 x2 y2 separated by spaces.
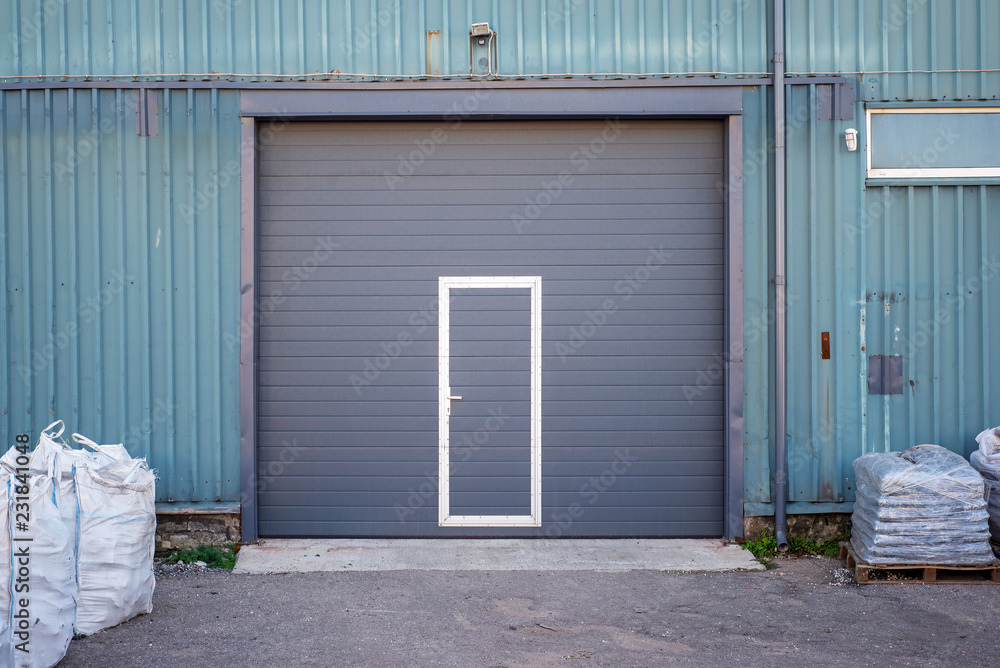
0 77 772 91
744 502 855 516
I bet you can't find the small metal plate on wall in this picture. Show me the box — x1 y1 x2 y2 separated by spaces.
135 89 158 137
817 82 855 121
868 355 903 395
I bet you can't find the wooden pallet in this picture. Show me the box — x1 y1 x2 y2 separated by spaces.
839 542 1000 584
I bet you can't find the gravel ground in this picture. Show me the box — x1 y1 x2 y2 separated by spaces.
154 561 231 578
61 556 1000 667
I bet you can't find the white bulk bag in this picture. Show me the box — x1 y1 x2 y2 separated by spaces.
72 434 156 636
70 432 131 467
0 422 78 668
0 469 12 663
12 473 76 668
12 422 84 566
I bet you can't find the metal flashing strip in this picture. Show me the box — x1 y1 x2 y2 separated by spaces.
239 86 744 118
743 501 854 517
438 276 542 529
155 502 241 515
865 177 1000 187
0 77 772 91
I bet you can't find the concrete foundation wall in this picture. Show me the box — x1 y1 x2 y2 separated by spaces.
743 513 851 543
155 509 241 552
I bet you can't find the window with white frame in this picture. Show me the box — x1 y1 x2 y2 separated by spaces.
866 107 1000 179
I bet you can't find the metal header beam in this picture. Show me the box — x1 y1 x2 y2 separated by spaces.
239 85 744 118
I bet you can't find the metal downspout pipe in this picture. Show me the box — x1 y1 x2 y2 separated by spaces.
773 0 789 552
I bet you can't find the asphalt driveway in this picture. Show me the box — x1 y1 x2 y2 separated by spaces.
61 557 1000 667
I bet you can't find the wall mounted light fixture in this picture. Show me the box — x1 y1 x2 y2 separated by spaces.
845 128 858 151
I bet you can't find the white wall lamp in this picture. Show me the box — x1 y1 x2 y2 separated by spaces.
844 128 858 152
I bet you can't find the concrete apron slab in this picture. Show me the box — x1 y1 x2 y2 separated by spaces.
234 538 764 574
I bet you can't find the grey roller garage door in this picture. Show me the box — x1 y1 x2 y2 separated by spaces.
257 119 725 537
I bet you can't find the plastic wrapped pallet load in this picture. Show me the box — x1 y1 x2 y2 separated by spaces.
969 426 1000 553
851 444 995 566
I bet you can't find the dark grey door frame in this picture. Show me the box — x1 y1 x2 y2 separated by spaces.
238 84 746 542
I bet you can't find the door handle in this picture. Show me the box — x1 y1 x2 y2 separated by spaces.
447 395 463 401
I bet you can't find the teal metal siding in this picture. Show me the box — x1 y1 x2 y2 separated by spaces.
746 0 1000 514
739 84 774 507
861 185 1000 455
783 83 866 507
0 88 242 503
0 0 771 82
1 0 999 517
771 81 1000 513
785 0 1000 101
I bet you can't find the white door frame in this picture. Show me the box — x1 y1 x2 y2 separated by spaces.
438 276 542 527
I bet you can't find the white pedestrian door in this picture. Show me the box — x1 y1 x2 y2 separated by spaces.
437 276 542 527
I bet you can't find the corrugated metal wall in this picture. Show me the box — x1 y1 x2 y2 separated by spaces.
774 0 999 512
1 1 998 514
861 185 1000 455
782 83 861 507
746 0 1000 513
786 0 1000 101
0 88 242 503
0 0 771 81
739 84 775 508
767 56 1000 511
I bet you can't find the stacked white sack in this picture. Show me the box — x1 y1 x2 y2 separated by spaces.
0 421 157 666
0 473 10 663
969 426 1000 550
71 433 156 636
851 444 994 565
0 423 78 668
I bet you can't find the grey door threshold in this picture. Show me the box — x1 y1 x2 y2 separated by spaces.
234 538 764 574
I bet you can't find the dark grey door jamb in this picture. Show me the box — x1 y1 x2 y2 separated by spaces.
239 116 259 542
723 115 745 541
238 85 747 542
